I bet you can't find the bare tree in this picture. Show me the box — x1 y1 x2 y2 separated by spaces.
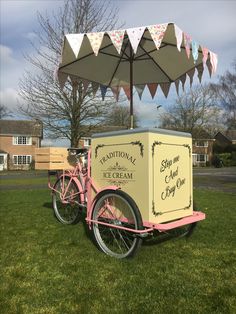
19 0 120 146
0 104 12 119
158 84 223 136
210 60 236 130
105 104 139 128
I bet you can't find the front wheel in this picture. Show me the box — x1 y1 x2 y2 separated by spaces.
92 190 143 259
52 176 81 224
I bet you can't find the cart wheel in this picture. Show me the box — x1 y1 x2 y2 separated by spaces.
92 190 143 259
52 176 81 224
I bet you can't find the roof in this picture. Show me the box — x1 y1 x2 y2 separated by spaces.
81 125 127 137
0 120 43 137
226 130 236 140
191 129 213 139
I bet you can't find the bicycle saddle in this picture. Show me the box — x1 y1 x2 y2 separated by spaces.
67 147 88 155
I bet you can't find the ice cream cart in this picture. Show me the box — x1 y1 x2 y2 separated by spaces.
36 22 217 258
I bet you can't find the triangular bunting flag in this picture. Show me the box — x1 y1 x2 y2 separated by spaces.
82 79 90 94
148 23 168 50
210 51 218 74
147 83 158 99
196 64 204 83
54 67 59 81
160 82 170 98
180 74 187 90
111 86 121 102
192 41 199 63
69 74 80 86
57 71 68 89
201 47 209 66
123 86 131 100
174 25 183 51
206 58 212 77
126 26 146 53
175 80 180 96
92 82 99 96
87 32 104 56
107 29 125 54
183 33 192 59
187 68 195 87
100 85 108 100
65 34 84 58
135 85 146 100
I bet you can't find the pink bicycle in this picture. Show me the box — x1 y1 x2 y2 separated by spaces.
48 147 205 259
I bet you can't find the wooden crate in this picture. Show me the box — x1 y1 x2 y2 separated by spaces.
35 147 75 170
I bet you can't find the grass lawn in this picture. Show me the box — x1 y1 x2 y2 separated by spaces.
0 183 236 313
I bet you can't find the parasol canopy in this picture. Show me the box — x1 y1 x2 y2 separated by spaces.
57 22 218 128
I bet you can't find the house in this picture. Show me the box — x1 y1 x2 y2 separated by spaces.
192 130 215 166
215 130 236 147
0 120 43 170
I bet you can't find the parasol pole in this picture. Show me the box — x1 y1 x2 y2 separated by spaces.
130 42 134 129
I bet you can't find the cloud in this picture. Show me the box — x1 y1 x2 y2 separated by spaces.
0 45 18 65
0 88 22 111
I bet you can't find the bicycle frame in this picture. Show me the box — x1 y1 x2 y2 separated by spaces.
48 149 205 235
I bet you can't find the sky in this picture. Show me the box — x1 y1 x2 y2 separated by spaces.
0 0 236 137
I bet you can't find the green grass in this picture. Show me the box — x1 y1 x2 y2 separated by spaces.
0 186 236 313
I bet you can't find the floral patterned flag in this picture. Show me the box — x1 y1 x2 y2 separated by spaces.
160 82 171 98
201 47 209 66
147 83 158 99
174 24 183 51
87 32 104 56
148 23 168 50
126 26 146 53
65 34 84 58
111 86 121 102
100 85 108 100
183 33 192 58
107 29 125 54
135 85 146 100
192 41 199 63
210 51 218 74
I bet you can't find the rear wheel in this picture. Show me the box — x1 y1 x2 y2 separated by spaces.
92 190 143 259
52 176 81 224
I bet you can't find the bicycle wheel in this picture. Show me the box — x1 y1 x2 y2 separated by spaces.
92 190 143 259
52 176 81 224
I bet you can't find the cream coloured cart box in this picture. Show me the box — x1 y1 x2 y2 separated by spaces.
91 128 192 224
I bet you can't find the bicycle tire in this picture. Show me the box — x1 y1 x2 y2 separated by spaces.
52 176 81 224
92 189 143 259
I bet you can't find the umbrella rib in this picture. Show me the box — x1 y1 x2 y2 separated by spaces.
107 41 130 87
139 44 174 82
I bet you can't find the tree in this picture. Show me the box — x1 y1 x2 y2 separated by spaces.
158 84 222 136
19 0 120 146
210 60 236 130
105 104 139 128
0 104 12 119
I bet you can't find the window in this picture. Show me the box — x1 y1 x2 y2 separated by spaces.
13 136 32 145
196 154 208 162
13 155 32 165
195 141 208 147
84 138 91 147
0 156 4 164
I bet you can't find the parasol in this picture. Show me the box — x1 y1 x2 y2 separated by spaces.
57 22 218 128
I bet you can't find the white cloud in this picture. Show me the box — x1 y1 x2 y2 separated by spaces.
0 88 21 111
0 45 18 65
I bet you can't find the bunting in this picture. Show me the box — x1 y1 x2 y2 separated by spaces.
192 41 199 63
148 23 168 50
175 80 180 96
126 26 146 53
107 29 125 54
111 86 121 102
135 85 146 100
123 86 131 100
160 82 171 98
180 73 187 90
147 83 158 99
82 79 90 94
100 85 108 100
174 25 183 51
65 34 84 58
196 64 204 83
87 32 104 56
187 68 195 87
57 71 68 89
210 51 218 74
92 82 99 96
183 33 192 59
201 47 209 66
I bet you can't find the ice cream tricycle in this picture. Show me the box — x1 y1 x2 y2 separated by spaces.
36 23 217 258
